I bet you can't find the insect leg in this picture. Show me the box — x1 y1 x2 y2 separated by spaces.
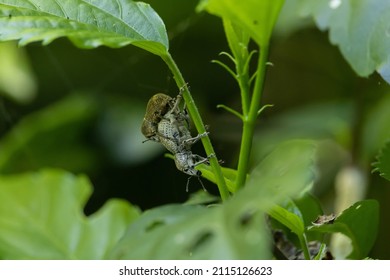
182 131 209 147
192 153 213 167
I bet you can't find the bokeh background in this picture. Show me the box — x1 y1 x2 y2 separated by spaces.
0 0 389 258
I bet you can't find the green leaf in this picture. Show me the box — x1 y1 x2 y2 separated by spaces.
297 0 390 84
246 139 316 207
361 94 390 162
373 140 390 181
198 164 238 193
184 190 220 206
309 200 379 259
0 169 140 259
252 101 353 161
294 193 323 228
0 0 168 55
110 204 270 259
197 0 285 47
268 203 312 260
268 205 304 237
270 195 323 235
269 196 323 245
223 19 250 63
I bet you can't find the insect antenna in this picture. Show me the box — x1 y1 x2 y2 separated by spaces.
197 176 207 192
185 175 207 192
186 176 192 192
186 176 207 192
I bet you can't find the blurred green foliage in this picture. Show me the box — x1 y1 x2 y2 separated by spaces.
0 169 140 259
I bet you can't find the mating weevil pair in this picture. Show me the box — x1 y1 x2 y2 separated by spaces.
141 87 213 191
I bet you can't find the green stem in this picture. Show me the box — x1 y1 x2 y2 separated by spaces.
237 72 250 116
235 44 270 190
299 234 311 260
161 52 230 201
314 243 327 260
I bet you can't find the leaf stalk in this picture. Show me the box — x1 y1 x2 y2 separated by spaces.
161 52 230 201
235 44 270 190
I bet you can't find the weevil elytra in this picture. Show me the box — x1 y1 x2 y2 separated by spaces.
141 91 190 142
141 93 175 141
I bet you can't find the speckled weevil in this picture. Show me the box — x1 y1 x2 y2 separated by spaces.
141 87 214 191
174 152 214 191
141 93 176 142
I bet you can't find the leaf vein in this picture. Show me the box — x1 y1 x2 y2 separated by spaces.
79 0 142 39
115 0 123 20
53 0 68 18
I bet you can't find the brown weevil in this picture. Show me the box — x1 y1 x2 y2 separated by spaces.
141 93 175 142
141 91 189 142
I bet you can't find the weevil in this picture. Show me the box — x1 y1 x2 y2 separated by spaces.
157 106 211 191
174 152 214 192
141 93 175 141
142 87 216 191
141 91 190 142
157 115 208 153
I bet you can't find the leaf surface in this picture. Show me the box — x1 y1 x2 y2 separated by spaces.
0 169 140 259
110 204 271 259
0 0 168 55
297 0 390 84
373 140 390 182
198 0 285 47
309 200 379 259
268 205 304 237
